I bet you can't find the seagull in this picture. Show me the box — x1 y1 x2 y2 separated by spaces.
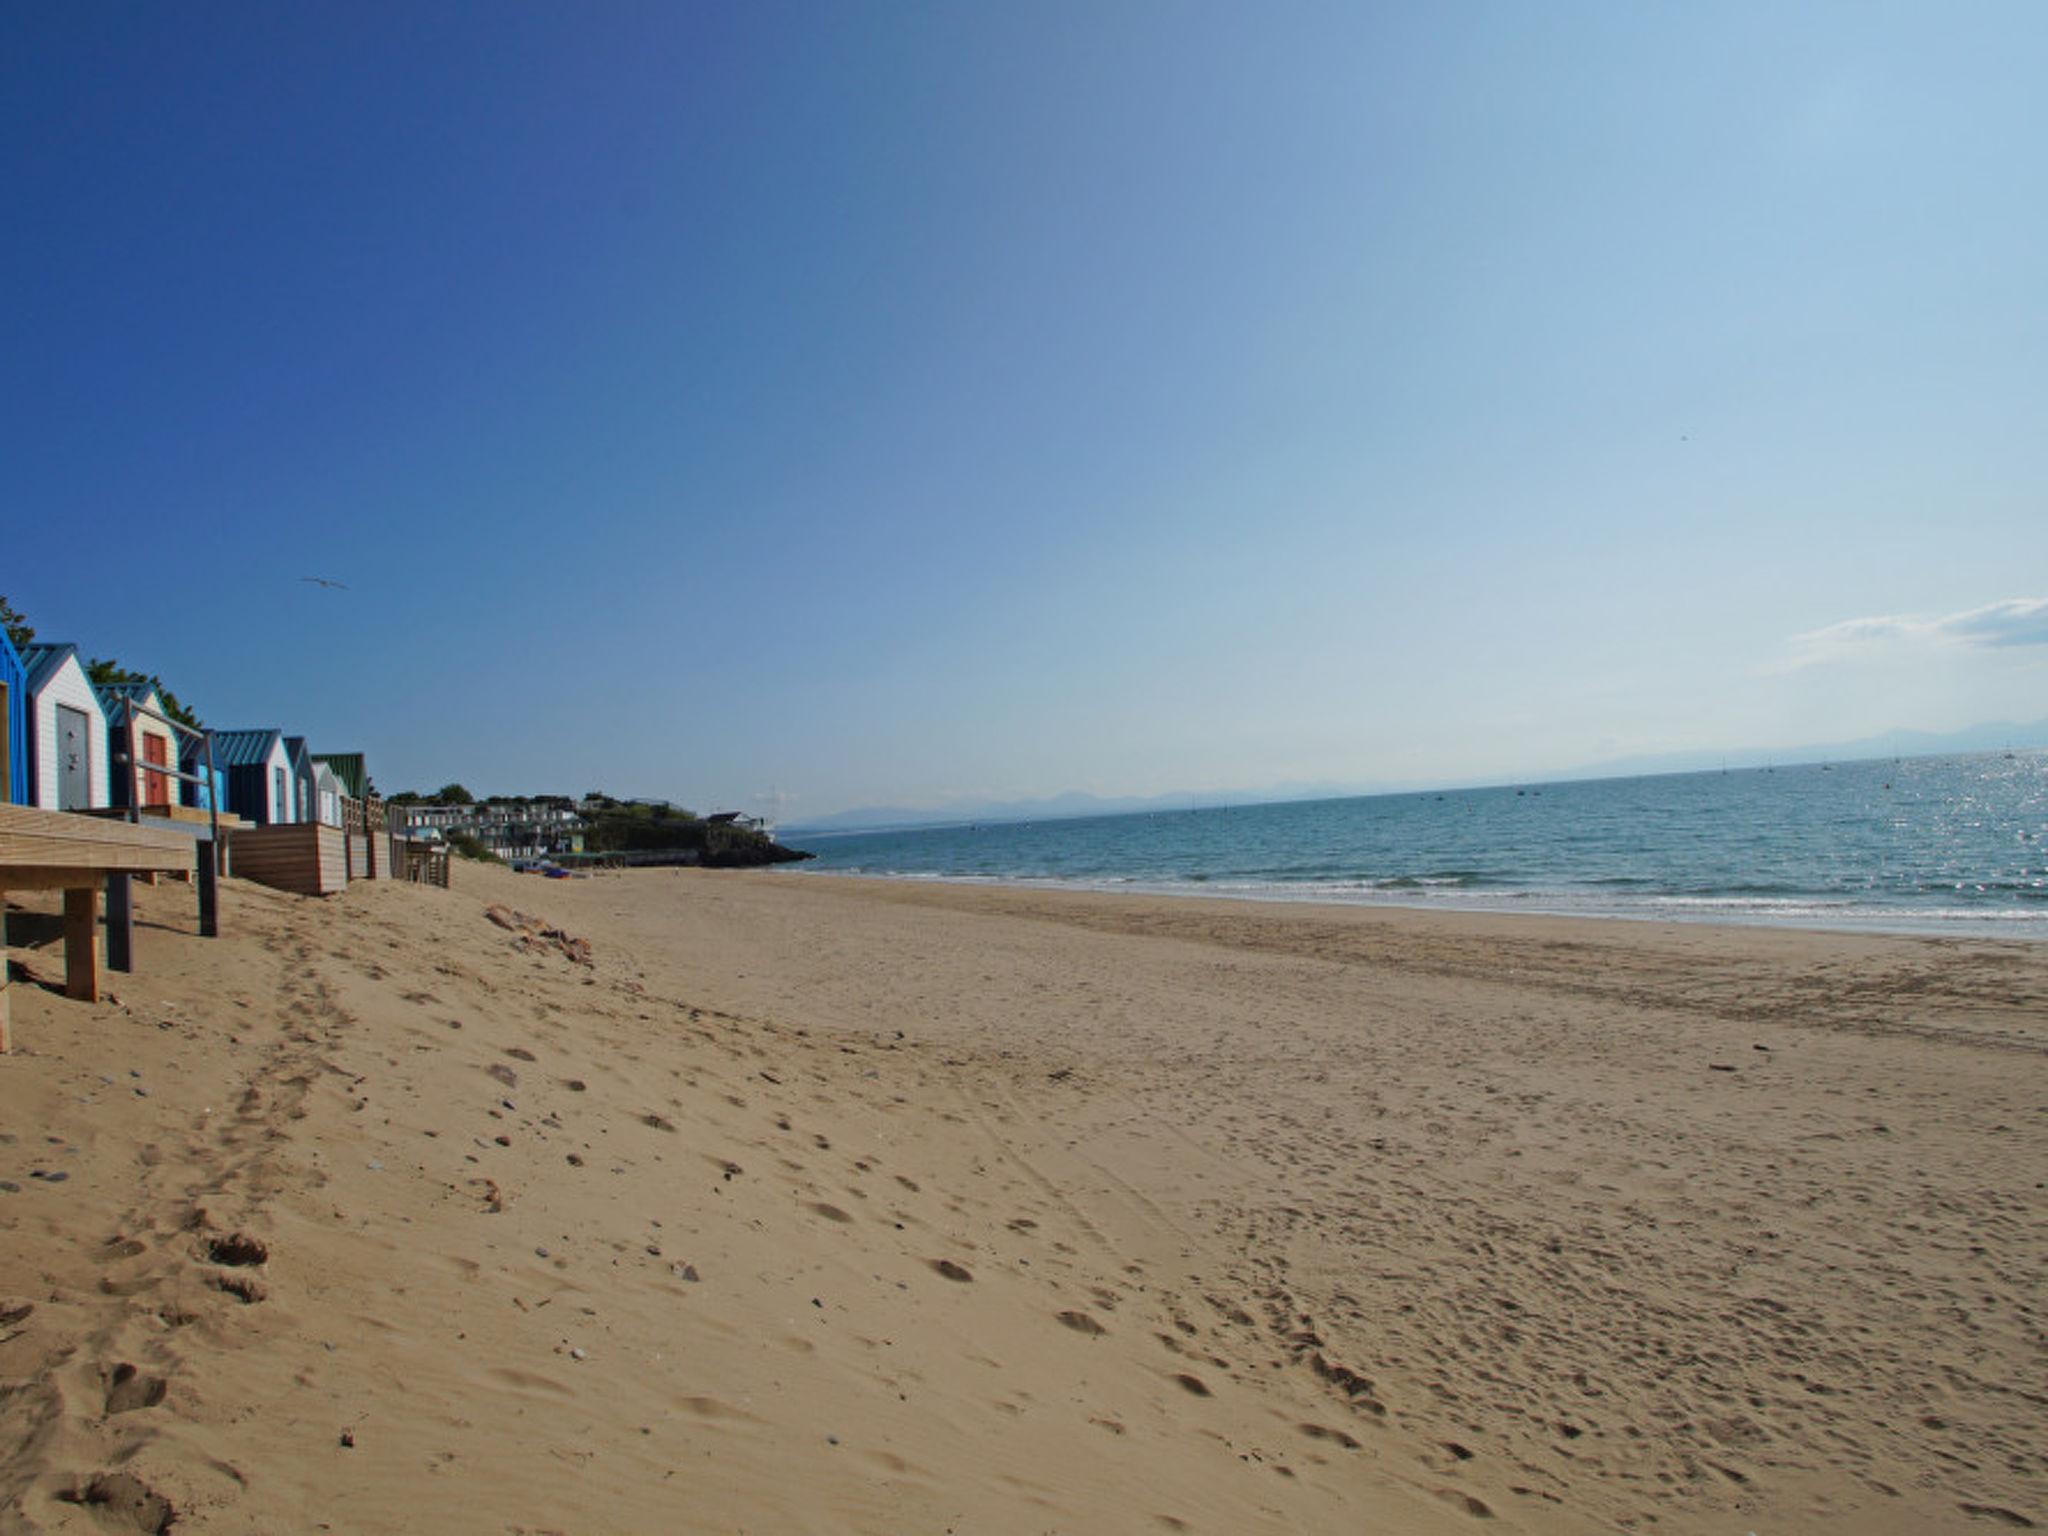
301 576 350 590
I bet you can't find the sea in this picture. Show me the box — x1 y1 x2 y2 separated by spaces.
792 751 2048 938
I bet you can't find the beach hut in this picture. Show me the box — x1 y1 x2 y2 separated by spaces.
19 644 110 811
93 682 180 814
0 628 27 804
211 728 296 825
316 751 370 802
312 760 347 826
284 736 317 825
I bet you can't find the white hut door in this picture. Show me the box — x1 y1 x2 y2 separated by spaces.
57 705 91 809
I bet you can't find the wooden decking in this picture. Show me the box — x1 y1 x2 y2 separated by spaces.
0 804 195 1051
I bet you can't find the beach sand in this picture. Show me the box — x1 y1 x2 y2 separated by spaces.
2 866 2043 1533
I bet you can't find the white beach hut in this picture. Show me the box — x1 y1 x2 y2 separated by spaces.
20 644 111 811
312 759 347 826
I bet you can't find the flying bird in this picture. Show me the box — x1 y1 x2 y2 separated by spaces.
301 576 350 590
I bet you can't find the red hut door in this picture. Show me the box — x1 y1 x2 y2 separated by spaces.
143 733 170 808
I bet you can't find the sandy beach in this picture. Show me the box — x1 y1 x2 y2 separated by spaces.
3 866 2044 1534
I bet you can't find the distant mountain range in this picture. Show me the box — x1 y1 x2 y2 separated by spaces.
784 718 2048 836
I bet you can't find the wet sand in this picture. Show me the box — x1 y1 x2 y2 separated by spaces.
2 866 2043 1533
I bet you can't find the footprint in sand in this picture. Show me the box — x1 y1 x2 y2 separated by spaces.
809 1203 854 1223
104 1364 167 1415
207 1234 268 1267
57 1473 176 1533
1298 1422 1361 1449
930 1259 973 1282
1056 1310 1106 1336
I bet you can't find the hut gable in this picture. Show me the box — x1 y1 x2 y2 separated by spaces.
283 735 316 825
20 643 111 811
211 727 295 826
0 628 26 804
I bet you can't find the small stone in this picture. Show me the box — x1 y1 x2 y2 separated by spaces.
535 1247 550 1258
569 1347 587 1361
339 1430 355 1448
0 1182 19 1194
674 1263 700 1283
133 1087 149 1098
826 1435 839 1446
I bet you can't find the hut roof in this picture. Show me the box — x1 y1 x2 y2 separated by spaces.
20 642 83 693
91 680 165 720
210 728 286 767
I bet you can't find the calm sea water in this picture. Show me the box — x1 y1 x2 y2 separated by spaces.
794 752 2048 937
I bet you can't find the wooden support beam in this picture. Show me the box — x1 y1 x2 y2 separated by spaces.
106 874 133 974
197 839 218 938
64 885 99 1003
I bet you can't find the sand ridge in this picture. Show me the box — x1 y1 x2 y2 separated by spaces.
2 866 2044 1533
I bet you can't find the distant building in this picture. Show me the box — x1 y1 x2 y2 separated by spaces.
392 798 585 860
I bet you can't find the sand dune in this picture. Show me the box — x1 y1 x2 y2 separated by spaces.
3 867 2043 1533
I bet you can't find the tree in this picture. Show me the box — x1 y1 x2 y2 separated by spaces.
434 782 475 805
0 595 34 653
86 658 203 729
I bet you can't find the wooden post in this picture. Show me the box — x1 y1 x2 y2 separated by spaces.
64 885 100 1002
1 888 11 1053
105 873 133 974
197 839 219 938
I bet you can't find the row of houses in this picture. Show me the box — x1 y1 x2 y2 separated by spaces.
393 799 586 861
1 625 441 894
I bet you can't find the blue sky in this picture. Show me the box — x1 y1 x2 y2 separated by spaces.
5 3 2044 817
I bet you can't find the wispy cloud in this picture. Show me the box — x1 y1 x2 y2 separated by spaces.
1779 597 2048 670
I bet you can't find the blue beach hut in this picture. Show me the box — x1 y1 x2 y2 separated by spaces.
211 728 296 826
179 735 228 813
0 626 27 804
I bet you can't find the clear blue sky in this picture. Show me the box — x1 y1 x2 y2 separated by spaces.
6 3 2044 817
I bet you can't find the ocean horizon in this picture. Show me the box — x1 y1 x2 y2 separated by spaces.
792 750 2048 938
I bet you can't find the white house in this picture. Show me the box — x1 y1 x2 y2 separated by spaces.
21 643 110 811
